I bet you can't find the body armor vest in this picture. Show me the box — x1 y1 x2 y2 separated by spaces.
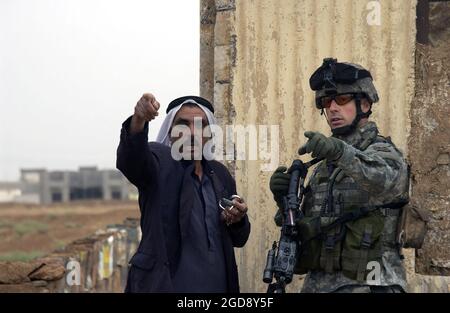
295 135 402 281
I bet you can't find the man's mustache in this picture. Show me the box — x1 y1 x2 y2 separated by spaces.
181 136 202 147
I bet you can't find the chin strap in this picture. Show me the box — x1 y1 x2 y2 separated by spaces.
331 94 372 136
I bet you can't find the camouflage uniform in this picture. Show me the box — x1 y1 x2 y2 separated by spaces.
299 121 409 293
271 59 409 293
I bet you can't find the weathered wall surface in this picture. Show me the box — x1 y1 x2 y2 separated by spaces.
202 0 417 293
409 2 450 277
200 0 216 104
201 0 449 293
0 218 140 292
233 1 417 293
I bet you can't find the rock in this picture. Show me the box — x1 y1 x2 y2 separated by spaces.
437 153 450 165
28 259 66 281
431 258 450 269
31 280 48 287
0 261 38 284
0 258 66 284
0 282 46 293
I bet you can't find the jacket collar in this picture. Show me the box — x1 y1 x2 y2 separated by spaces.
334 121 379 149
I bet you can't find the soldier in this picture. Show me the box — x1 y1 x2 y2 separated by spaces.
269 58 409 293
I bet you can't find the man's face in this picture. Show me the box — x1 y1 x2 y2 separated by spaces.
325 98 358 129
323 94 371 129
170 104 211 159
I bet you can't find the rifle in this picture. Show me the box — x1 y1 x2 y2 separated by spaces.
263 158 321 293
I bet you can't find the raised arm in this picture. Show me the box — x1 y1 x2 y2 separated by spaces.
116 93 161 189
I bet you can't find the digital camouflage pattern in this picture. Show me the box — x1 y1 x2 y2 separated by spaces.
299 121 409 293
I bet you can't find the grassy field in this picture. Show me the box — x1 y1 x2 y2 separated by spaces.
0 200 140 262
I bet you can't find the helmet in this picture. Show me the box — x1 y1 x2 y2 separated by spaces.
309 58 379 135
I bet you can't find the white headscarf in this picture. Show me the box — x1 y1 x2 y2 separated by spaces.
155 99 217 148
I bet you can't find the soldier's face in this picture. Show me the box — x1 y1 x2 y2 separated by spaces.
325 99 371 129
325 99 357 129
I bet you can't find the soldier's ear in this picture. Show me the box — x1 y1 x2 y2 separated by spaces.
361 98 372 113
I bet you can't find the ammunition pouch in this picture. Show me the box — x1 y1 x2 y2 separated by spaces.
295 208 386 282
341 211 384 281
396 203 430 249
295 216 322 274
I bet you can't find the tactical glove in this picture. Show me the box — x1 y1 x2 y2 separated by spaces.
298 131 345 161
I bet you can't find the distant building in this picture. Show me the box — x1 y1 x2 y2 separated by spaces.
0 182 22 203
16 167 136 205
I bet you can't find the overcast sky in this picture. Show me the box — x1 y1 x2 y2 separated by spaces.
0 0 199 181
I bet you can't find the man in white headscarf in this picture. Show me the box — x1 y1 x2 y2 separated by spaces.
117 93 251 293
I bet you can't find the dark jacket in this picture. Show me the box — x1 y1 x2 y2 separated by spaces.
116 117 250 292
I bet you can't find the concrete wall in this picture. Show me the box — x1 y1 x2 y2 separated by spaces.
201 0 450 293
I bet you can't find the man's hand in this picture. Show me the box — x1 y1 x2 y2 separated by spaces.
221 197 248 226
298 131 345 161
130 93 160 134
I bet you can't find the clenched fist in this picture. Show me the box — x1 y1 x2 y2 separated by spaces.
130 93 160 134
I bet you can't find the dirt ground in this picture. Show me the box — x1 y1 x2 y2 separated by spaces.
0 200 140 261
